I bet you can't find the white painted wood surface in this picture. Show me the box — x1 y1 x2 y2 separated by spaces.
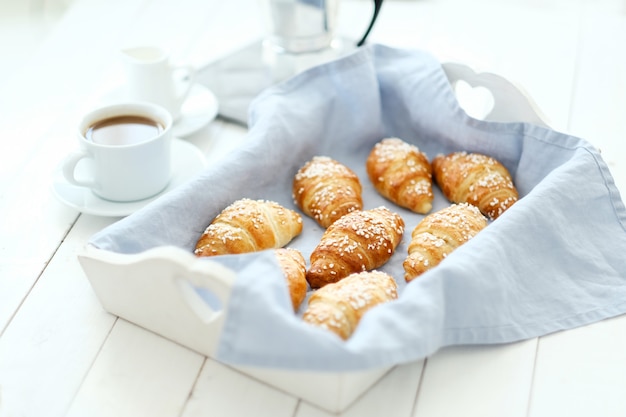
1 0 625 416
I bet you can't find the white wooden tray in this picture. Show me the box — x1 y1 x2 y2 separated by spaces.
78 62 548 413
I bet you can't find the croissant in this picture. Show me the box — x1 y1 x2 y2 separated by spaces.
303 270 398 340
275 248 307 311
194 198 303 257
403 203 487 282
366 137 434 214
306 206 405 289
293 156 363 228
432 151 518 220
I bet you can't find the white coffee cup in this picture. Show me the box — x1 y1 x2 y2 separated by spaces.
121 46 196 121
62 102 173 202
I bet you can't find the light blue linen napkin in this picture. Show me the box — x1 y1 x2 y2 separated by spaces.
89 44 626 371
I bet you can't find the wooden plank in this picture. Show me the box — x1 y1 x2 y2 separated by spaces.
0 0 68 83
0 0 149 333
413 340 537 417
0 214 118 417
528 316 626 417
0 0 249 413
65 319 204 417
295 361 425 417
180 359 299 417
528 5 626 415
0 0 225 410
0 130 78 332
566 5 626 192
0 0 230 336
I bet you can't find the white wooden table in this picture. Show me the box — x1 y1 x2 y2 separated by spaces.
1 0 625 416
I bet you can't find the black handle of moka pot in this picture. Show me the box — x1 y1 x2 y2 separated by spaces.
356 0 384 47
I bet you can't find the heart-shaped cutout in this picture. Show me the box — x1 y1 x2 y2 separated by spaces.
454 80 495 120
177 277 224 323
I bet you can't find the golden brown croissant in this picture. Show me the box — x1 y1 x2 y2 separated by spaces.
403 203 487 282
194 198 303 257
432 151 518 220
366 137 434 214
275 247 307 311
292 156 363 228
306 207 405 288
302 270 398 340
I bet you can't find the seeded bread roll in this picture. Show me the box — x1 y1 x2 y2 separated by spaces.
292 156 363 228
306 207 405 288
194 198 303 256
303 270 398 339
403 203 487 281
432 151 518 220
366 137 434 214
275 247 308 311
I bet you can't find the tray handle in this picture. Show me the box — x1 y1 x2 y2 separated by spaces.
79 245 236 357
442 62 550 127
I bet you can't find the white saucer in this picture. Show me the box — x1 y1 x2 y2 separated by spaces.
172 84 219 137
52 138 207 217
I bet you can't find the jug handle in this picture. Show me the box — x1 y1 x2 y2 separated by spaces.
356 0 384 47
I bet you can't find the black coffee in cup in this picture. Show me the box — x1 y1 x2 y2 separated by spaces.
85 115 164 145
